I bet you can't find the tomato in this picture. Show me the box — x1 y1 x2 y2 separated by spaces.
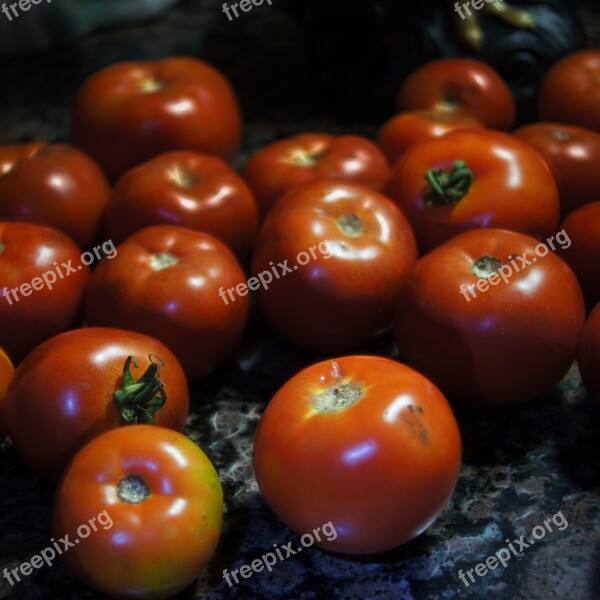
513 123 600 217
105 151 259 257
53 425 222 599
85 226 249 381
376 109 483 166
0 347 14 440
385 130 560 253
578 303 600 405
72 57 242 181
4 327 188 480
557 202 600 312
253 355 462 554
397 59 516 131
0 143 110 249
242 133 390 217
251 179 418 353
538 50 600 132
0 222 90 364
395 228 586 406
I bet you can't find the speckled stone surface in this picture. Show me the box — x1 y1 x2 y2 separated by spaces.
0 1 599 599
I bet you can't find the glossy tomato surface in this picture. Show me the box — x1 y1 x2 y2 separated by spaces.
0 347 14 440
386 130 560 253
106 151 258 257
514 123 600 216
558 202 600 311
0 222 90 364
4 327 188 480
72 57 242 180
578 303 600 405
539 50 600 132
376 109 483 166
85 226 249 380
0 143 110 249
254 355 462 554
397 59 515 130
242 133 390 217
53 425 222 599
251 179 418 353
395 228 586 406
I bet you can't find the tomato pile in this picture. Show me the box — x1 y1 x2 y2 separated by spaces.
0 50 599 598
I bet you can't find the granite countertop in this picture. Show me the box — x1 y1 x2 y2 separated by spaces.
0 1 599 599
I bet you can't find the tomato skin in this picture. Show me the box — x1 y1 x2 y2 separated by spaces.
376 109 483 166
4 327 188 480
106 151 258 257
557 202 600 312
0 222 91 364
85 226 249 380
538 50 600 132
0 143 110 249
397 59 516 130
513 123 600 217
0 347 14 440
578 304 600 405
386 130 560 253
72 58 242 181
251 179 418 353
242 133 390 217
395 228 586 406
53 425 222 599
254 355 462 554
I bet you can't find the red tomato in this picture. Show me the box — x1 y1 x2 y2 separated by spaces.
397 59 516 131
0 143 110 249
376 109 483 166
578 303 600 405
4 327 188 480
0 347 14 440
242 133 390 217
105 151 259 257
386 130 560 253
85 226 249 380
395 228 586 406
539 50 600 132
53 425 222 599
557 202 600 312
72 57 242 181
0 222 90 364
254 355 462 554
513 123 600 217
251 179 418 353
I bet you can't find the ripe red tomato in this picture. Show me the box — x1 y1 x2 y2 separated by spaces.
72 57 242 181
397 59 516 131
0 222 90 364
254 355 462 554
85 226 249 380
376 109 483 166
4 327 188 480
0 143 110 249
53 425 222 599
242 133 390 217
578 303 600 405
0 347 14 440
538 50 600 132
557 202 600 312
105 151 259 257
251 179 418 353
386 130 560 253
513 123 600 217
395 228 586 406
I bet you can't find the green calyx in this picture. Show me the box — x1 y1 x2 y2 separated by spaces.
424 160 474 205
